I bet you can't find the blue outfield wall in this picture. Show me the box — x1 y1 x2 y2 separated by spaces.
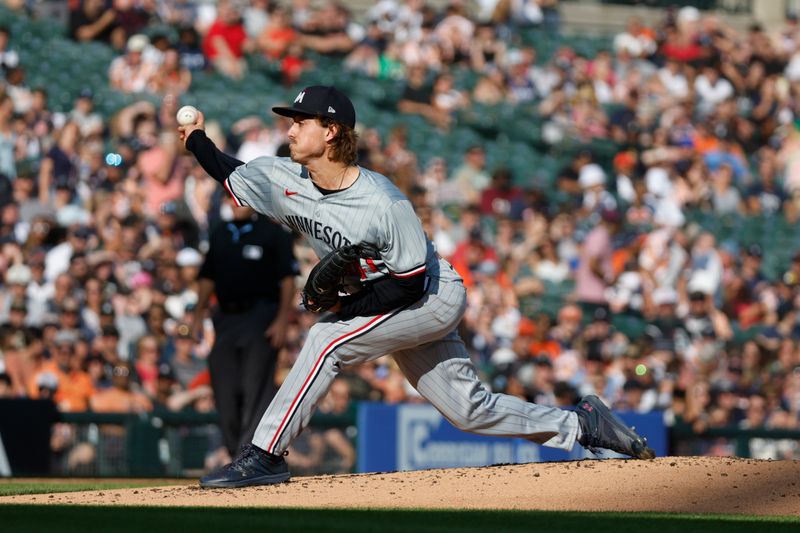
356 402 667 473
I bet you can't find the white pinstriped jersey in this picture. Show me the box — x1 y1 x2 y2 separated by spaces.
224 157 461 289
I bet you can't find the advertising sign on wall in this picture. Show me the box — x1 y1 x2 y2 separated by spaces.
357 402 667 473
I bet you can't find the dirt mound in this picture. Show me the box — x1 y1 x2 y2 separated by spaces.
3 457 800 516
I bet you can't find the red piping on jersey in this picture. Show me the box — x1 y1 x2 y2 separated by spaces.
223 178 242 207
390 264 426 278
365 259 379 273
265 312 389 454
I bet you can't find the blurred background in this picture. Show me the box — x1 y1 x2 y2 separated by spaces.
2 0 800 478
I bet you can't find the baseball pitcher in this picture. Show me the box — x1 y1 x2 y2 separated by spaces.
178 86 654 488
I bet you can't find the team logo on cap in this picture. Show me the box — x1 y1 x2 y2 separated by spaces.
328 106 336 113
294 91 305 103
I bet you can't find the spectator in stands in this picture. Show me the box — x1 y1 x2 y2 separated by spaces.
84 351 108 389
203 0 253 80
399 17 442 71
176 26 207 72
1 261 30 317
555 150 592 207
81 277 104 336
687 232 724 300
694 62 735 117
164 247 201 320
709 163 743 215
169 323 205 389
113 0 154 41
661 18 702 65
0 94 16 181
137 134 180 218
133 334 160 398
435 2 473 64
578 163 616 216
398 64 450 129
506 56 537 103
746 152 786 215
0 26 19 74
45 225 91 284
69 89 104 139
534 238 570 285
549 303 582 350
94 323 121 365
149 362 175 409
280 42 312 87
645 286 682 351
613 16 657 61
470 23 506 73
449 145 490 206
479 167 523 217
257 6 296 62
574 208 621 315
639 213 686 295
431 72 469 116
109 34 157 93
29 329 93 412
472 66 507 105
148 47 192 96
2 64 32 115
69 0 123 48
90 362 152 413
297 2 359 57
343 20 384 77
569 82 608 141
685 290 733 342
56 296 92 343
0 294 37 395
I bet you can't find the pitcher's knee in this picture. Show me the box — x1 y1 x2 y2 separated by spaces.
440 388 494 432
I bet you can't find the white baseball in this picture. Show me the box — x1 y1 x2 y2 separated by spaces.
176 105 199 126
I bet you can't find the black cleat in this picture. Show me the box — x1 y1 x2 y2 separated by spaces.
200 444 291 488
575 395 655 460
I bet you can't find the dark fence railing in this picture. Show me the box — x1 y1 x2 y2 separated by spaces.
671 422 800 458
52 409 356 478
577 0 755 14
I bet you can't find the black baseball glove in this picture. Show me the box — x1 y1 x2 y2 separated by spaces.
302 244 379 313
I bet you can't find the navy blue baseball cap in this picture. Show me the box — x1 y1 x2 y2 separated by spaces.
272 86 356 128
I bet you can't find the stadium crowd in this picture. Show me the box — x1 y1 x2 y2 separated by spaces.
0 0 799 471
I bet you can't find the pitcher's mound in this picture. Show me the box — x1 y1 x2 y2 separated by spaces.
3 457 799 516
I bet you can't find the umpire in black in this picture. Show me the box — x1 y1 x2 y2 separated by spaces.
193 197 299 456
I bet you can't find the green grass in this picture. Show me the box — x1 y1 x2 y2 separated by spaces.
0 480 185 497
0 507 798 533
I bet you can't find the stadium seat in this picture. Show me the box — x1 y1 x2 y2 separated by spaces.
611 314 647 340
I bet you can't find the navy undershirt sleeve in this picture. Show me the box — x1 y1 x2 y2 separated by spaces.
186 130 244 184
338 273 426 318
